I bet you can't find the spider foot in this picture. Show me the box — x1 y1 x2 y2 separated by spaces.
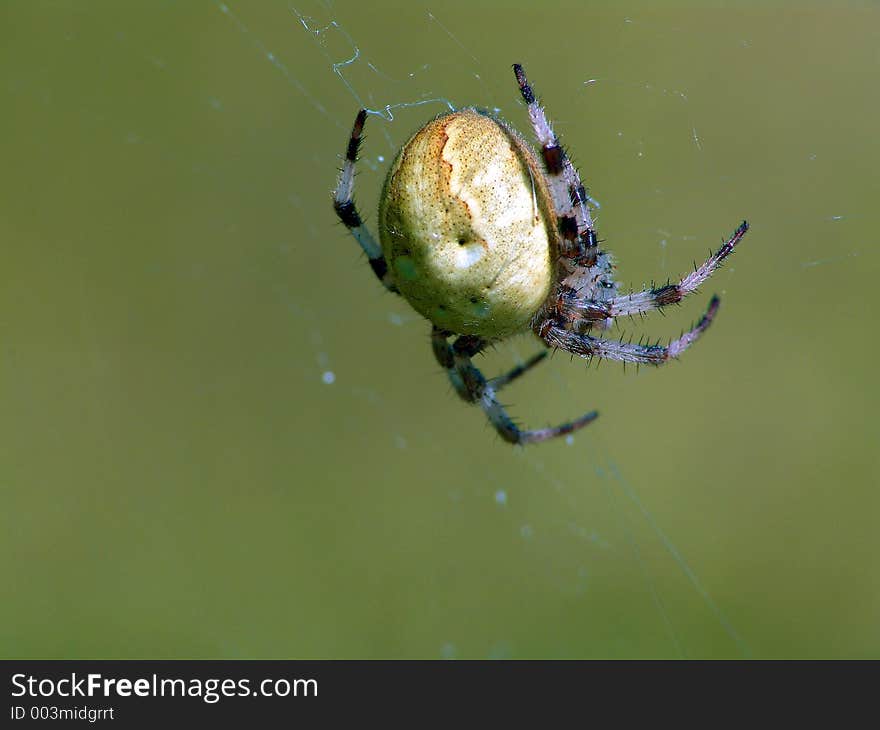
494 408 599 445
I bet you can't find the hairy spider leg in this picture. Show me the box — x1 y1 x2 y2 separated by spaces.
332 110 398 293
558 221 749 324
539 295 722 365
513 63 598 267
431 328 598 445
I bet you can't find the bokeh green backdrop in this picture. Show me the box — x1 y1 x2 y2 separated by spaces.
2 1 877 658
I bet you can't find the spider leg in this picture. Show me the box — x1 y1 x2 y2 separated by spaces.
488 350 548 391
332 110 397 293
560 222 749 324
513 63 598 266
538 295 721 365
431 328 597 445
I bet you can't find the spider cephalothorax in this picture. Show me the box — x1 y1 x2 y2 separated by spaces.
333 63 748 445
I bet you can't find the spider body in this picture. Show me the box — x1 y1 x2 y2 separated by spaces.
333 64 749 445
379 108 556 338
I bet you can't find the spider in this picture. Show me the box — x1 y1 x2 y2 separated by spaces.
333 63 748 445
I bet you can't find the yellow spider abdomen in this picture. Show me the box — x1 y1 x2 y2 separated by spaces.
378 108 557 338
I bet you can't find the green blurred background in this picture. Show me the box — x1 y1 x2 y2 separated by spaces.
2 1 877 658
